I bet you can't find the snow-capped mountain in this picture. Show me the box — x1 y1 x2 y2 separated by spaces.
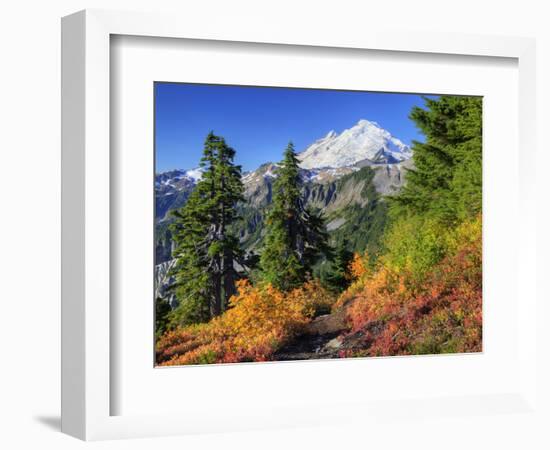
156 119 411 194
155 167 204 188
242 162 357 192
155 119 413 225
155 168 205 222
298 119 412 169
155 119 415 289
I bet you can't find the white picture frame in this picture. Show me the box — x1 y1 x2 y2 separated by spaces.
61 9 540 442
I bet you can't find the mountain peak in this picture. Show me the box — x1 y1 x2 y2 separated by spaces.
155 167 204 187
298 119 411 169
356 118 379 128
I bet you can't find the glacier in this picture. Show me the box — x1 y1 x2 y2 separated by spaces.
298 119 412 169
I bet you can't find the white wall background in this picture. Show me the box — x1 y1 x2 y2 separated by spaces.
0 1 548 449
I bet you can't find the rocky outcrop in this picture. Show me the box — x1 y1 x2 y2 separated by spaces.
273 299 387 361
372 158 413 195
155 259 178 308
273 307 350 360
155 173 196 222
155 160 411 263
303 308 348 336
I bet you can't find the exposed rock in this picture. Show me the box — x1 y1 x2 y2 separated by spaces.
272 299 388 361
155 259 178 308
273 332 343 361
155 171 197 222
324 336 344 350
372 158 414 195
326 217 346 231
303 309 348 336
272 306 351 360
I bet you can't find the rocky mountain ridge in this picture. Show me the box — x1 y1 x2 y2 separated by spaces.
155 119 413 223
155 119 414 280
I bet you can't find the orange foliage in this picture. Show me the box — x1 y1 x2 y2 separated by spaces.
339 215 482 356
332 250 373 310
156 279 333 365
157 216 482 364
349 251 370 280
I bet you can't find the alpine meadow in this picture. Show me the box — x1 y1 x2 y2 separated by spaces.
154 84 482 366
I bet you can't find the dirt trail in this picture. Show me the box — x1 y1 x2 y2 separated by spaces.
273 309 349 360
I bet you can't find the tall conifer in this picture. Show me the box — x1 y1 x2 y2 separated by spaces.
260 142 329 291
169 132 244 325
323 239 354 293
391 96 482 223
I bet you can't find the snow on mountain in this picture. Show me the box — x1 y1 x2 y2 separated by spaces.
298 119 412 169
155 167 204 187
155 119 412 200
184 168 204 182
241 162 358 191
155 169 201 222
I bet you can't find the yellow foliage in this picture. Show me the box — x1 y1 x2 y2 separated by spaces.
332 250 373 310
156 279 334 365
157 215 483 364
335 214 482 356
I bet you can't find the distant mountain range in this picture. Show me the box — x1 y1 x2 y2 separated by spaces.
155 119 414 298
155 119 413 223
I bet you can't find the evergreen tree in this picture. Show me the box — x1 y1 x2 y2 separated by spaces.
323 239 354 293
260 142 329 291
169 132 244 325
382 96 483 281
169 190 211 326
391 96 482 224
155 297 172 337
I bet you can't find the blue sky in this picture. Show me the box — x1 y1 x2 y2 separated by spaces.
155 83 429 173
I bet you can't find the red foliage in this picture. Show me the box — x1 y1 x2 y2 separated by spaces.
156 279 334 365
341 216 482 356
157 216 482 364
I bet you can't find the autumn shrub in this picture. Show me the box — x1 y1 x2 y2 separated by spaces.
344 266 409 331
303 279 337 315
349 251 371 280
331 251 372 310
156 279 334 365
333 96 483 358
340 215 482 356
381 215 449 284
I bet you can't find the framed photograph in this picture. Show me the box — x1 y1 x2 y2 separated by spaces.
153 83 481 367
62 9 539 441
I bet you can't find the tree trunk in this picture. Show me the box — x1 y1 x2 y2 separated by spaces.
222 253 236 310
210 258 222 317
